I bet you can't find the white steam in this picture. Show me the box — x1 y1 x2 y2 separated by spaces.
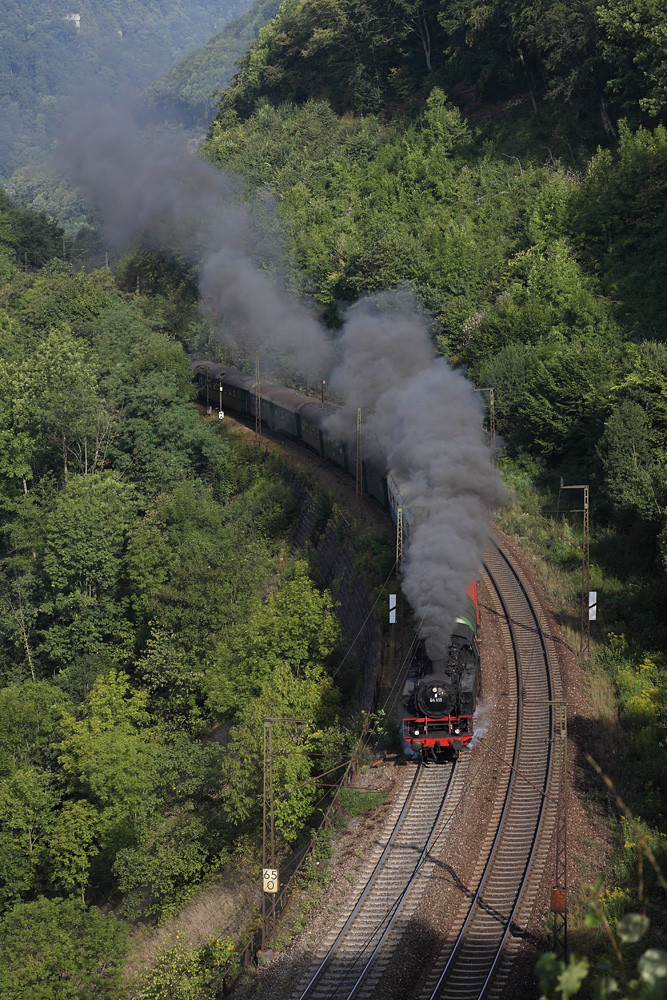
61 107 505 658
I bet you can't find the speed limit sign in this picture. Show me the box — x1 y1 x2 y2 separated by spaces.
263 868 279 893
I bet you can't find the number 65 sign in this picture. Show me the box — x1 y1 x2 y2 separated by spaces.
263 868 279 893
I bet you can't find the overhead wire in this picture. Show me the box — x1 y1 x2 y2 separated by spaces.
331 558 398 680
304 739 511 1000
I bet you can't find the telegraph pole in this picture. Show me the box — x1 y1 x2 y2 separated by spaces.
559 481 591 655
355 407 363 498
255 358 261 438
262 718 307 955
396 506 404 571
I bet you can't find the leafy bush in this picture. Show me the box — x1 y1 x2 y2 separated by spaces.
132 935 236 1000
337 787 387 817
537 905 667 999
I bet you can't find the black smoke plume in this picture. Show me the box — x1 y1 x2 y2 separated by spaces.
326 292 505 656
61 107 505 657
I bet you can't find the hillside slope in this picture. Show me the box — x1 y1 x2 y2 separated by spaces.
146 0 282 128
0 0 254 180
197 10 667 985
214 0 667 136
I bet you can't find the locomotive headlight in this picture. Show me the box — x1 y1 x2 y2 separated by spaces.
413 728 420 736
454 728 461 735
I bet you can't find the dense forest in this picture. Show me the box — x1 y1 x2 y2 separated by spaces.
202 2 667 993
0 194 371 996
215 0 667 131
0 0 666 996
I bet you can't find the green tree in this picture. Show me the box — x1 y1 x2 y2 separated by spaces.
107 337 226 488
132 936 236 1000
211 563 341 845
113 812 210 919
0 896 128 1000
8 326 105 483
206 560 340 716
597 399 666 520
113 731 223 918
479 336 621 462
16 261 109 337
47 800 100 902
571 121 667 338
0 681 70 775
598 0 667 122
39 473 137 665
420 87 472 151
0 767 58 908
595 352 667 562
217 0 446 118
0 563 40 682
0 350 34 491
0 191 64 270
55 670 157 842
134 628 206 728
131 478 275 708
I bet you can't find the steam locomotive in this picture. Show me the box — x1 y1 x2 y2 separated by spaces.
402 582 480 762
191 359 481 760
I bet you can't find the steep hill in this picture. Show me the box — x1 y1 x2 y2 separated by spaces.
214 0 667 138
196 13 667 983
0 0 255 180
146 0 282 128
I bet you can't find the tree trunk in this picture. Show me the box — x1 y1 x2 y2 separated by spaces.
10 590 36 682
518 48 538 115
600 96 617 140
416 9 432 72
19 616 36 683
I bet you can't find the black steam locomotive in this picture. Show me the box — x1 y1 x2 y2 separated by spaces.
401 582 480 762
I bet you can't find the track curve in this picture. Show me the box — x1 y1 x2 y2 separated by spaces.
281 534 564 1000
417 535 564 1000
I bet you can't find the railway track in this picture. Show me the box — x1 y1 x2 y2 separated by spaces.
284 534 563 1000
415 536 564 1000
193 365 565 999
289 761 467 1000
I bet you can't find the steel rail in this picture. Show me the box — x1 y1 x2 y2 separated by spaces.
295 763 421 1000
191 366 562 999
476 542 555 998
341 763 458 1000
426 549 525 997
294 763 456 1000
424 537 554 1000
